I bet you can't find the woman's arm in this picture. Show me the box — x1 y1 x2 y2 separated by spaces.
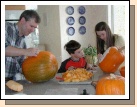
115 35 125 48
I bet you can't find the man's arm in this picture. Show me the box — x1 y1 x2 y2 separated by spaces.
5 46 39 57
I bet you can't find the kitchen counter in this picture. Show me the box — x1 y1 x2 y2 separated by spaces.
5 74 96 95
5 67 121 95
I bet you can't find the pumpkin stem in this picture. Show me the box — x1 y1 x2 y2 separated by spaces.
110 73 116 79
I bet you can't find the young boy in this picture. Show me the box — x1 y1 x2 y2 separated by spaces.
58 40 90 73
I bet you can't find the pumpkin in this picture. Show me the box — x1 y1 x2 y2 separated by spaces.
22 51 58 83
99 47 125 73
120 66 125 77
96 73 125 95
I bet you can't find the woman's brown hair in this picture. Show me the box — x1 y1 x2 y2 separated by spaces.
95 21 116 54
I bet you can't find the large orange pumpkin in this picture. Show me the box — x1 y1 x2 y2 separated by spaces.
120 66 125 77
99 47 125 73
96 73 125 95
22 51 58 83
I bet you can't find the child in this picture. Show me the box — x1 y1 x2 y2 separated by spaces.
58 40 91 73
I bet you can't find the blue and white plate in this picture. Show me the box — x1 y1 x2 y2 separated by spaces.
79 26 86 35
78 6 86 14
79 16 86 25
67 27 75 36
67 16 75 25
66 6 74 15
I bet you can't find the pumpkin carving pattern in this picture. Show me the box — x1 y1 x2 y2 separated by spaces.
22 51 58 83
99 47 125 73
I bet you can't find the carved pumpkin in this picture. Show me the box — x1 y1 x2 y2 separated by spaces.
99 47 125 73
120 66 125 77
96 73 125 95
22 51 58 83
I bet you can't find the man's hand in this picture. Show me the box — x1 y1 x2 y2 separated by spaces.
25 48 39 56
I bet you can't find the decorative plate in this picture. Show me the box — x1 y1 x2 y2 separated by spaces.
67 16 75 25
79 26 86 35
67 27 75 36
79 16 86 25
78 6 86 14
66 6 74 15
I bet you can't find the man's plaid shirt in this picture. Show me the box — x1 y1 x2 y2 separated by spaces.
5 22 26 79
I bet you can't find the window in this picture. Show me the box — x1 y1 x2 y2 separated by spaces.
25 5 39 48
108 5 125 40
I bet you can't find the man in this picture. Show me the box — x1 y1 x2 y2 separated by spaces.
5 10 41 81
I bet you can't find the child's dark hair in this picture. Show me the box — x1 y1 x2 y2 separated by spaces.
64 40 81 54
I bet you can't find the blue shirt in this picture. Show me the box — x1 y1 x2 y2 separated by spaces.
5 22 26 79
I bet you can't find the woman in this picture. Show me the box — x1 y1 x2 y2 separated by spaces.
91 21 125 87
95 21 125 60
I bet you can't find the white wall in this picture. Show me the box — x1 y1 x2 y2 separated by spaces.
38 5 62 67
59 5 108 63
5 7 39 49
38 5 108 67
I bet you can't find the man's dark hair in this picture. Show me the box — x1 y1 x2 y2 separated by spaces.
19 10 41 23
64 40 81 54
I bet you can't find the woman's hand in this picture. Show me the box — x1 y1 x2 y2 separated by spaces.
115 46 125 55
97 53 103 60
115 46 121 50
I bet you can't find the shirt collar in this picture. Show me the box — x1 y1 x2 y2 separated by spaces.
14 23 25 38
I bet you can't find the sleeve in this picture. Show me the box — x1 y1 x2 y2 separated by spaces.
5 23 11 48
115 35 125 68
83 57 87 68
115 35 125 48
58 59 69 73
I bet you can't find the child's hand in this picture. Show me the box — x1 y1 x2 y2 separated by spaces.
68 66 75 70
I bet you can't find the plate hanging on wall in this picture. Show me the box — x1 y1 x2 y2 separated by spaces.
67 27 75 36
67 16 75 25
66 6 74 15
79 16 86 25
79 26 86 35
78 6 86 15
